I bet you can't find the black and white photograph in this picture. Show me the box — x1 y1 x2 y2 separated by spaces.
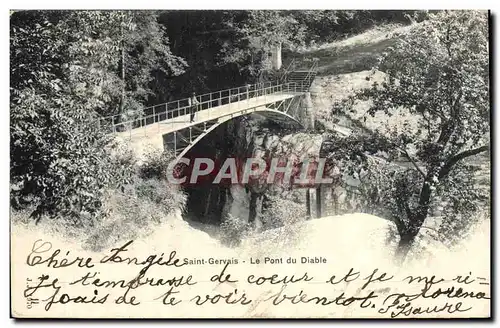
8 8 491 319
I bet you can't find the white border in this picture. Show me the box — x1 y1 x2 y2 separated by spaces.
2 1 496 10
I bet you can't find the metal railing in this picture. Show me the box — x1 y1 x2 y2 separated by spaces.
303 60 319 86
99 80 309 136
280 59 318 86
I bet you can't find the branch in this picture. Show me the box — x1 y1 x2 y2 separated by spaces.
438 145 489 179
421 110 433 137
437 90 462 146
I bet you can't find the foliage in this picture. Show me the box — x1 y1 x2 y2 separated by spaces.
10 90 115 223
119 11 187 115
260 193 306 230
9 12 120 223
151 10 432 99
138 148 177 180
10 10 185 223
158 11 238 98
436 161 490 247
329 10 489 258
82 146 187 251
11 146 187 252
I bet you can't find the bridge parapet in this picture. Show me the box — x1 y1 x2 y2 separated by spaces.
98 80 310 138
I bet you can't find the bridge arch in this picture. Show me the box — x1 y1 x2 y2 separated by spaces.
170 105 303 161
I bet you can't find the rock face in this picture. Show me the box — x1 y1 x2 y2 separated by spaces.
225 127 325 228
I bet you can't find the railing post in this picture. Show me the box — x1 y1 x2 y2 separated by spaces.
174 132 177 154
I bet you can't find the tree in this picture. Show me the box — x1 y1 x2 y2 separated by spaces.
10 11 120 223
330 10 489 261
119 11 186 115
59 11 186 118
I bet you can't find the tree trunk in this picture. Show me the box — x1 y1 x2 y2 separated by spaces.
395 230 417 264
395 179 433 264
204 188 212 217
332 189 339 216
315 186 322 218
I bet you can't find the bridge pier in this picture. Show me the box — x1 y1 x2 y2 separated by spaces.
306 189 311 219
315 185 323 218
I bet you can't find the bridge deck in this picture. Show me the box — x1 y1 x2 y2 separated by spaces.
115 91 302 142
